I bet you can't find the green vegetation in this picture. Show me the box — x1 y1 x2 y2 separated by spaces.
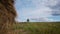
13 22 60 34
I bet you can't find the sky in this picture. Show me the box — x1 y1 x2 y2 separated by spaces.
15 0 60 22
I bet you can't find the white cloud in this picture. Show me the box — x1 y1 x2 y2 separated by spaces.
30 17 55 22
32 0 58 8
15 0 60 22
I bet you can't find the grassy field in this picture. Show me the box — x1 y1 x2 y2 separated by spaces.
13 22 60 34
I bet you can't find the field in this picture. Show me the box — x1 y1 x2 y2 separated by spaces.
12 22 60 34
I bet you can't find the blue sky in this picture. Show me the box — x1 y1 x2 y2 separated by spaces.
15 0 60 22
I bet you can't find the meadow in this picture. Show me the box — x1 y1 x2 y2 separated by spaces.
13 22 60 34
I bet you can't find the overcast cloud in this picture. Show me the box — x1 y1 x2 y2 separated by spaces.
15 0 60 22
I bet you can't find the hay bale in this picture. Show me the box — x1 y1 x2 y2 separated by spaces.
0 0 17 34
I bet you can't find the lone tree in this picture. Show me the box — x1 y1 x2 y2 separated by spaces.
27 19 30 22
0 0 17 34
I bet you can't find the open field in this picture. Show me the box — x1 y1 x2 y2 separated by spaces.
12 22 60 34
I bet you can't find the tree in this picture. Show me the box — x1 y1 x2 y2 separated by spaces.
27 19 29 22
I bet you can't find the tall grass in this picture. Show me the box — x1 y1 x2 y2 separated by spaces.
13 22 60 34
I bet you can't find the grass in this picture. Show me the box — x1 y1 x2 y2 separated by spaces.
13 22 60 34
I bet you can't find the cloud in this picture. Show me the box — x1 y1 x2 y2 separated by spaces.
30 17 60 22
32 0 58 7
15 0 60 22
29 7 52 17
48 0 60 16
